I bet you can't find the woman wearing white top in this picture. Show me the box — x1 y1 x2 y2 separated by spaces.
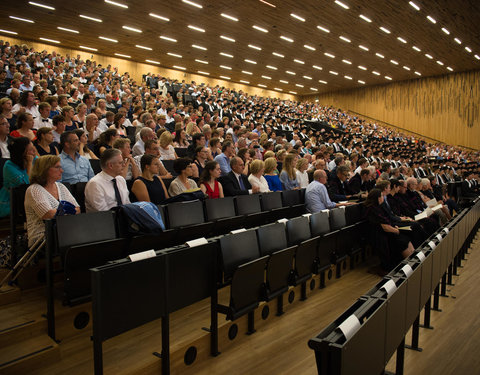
295 158 310 189
158 131 178 160
24 155 80 247
248 160 271 193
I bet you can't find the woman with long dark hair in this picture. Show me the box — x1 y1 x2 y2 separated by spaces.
199 160 224 199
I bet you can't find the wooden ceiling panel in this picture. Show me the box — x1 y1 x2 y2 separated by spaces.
0 0 479 95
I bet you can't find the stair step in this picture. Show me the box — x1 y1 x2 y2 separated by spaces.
0 318 47 348
0 284 21 306
0 335 60 375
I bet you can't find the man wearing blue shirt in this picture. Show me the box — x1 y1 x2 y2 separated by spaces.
60 131 95 184
214 141 235 176
305 170 350 212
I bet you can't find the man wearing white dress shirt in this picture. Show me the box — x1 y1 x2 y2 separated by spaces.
85 148 131 212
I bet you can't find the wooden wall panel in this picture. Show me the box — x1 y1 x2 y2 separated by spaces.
2 37 296 101
305 70 480 150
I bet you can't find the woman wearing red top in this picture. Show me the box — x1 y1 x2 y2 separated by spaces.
200 161 224 199
10 112 36 141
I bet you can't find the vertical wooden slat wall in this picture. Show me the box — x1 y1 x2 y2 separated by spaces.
306 70 480 150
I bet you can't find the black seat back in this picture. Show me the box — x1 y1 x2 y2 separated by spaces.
166 200 205 228
282 189 301 206
220 229 260 280
345 204 363 225
205 196 236 221
235 194 261 215
89 159 101 174
329 208 346 231
256 222 288 256
310 211 331 236
286 216 311 246
260 192 283 211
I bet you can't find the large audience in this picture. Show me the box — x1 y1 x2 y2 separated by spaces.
0 40 478 272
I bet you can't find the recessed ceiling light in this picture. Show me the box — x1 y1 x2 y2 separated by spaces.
289 91 297 94
379 27 391 34
261 75 272 80
446 67 453 72
146 59 160 64
220 52 233 58
412 46 421 52
160 36 177 42
188 25 205 32
409 1 420 11
425 53 433 59
310 87 318 91
427 16 436 24
334 0 349 10
99 36 118 43
414 71 421 76
342 59 352 64
80 45 97 51
0 29 18 35
220 65 232 70
324 52 335 58
403 66 411 71
358 80 365 84
240 80 250 84
9 16 34 23
280 36 294 42
317 25 330 33
319 80 327 84
375 53 384 58
359 14 372 23
475 55 480 60
136 45 152 50
280 80 289 84
390 59 399 65
149 13 169 22
296 84 304 87
272 52 284 58
372 71 381 75
329 71 338 75
259 0 276 7
454 38 462 44
29 1 55 10
248 44 262 50
397 37 407 44
220 35 235 42
359 45 369 51
114 53 130 58
182 0 203 8
242 70 253 75
244 59 257 64
174 66 187 70
436 60 444 65
294 59 305 64
192 44 207 50
465 46 472 53
122 26 142 33
221 13 238 21
80 14 102 22
344 75 353 80
385 76 392 80
339 36 351 43
290 13 305 22
303 75 312 80
286 71 296 75
39 38 60 44
197 71 210 75
358 65 367 70
312 65 322 70
274 88 283 91
441 28 450 35
57 26 79 33
266 65 277 70
195 59 208 64
258 84 267 88
167 52 182 58
252 25 268 33
304 45 316 51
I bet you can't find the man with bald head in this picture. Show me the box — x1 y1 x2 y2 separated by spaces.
85 113 102 143
305 169 351 212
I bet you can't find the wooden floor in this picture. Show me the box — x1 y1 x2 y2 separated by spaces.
2 233 480 375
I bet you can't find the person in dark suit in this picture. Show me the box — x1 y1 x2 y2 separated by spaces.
221 156 260 196
327 165 357 202
347 169 370 195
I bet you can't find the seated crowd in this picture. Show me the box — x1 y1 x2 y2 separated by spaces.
0 41 479 270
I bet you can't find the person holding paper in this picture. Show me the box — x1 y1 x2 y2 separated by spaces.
364 188 415 272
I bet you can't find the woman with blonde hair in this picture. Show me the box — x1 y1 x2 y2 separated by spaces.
62 105 78 131
295 158 309 188
263 157 282 192
158 131 177 160
279 153 300 190
24 155 80 247
248 159 271 193
73 103 87 127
